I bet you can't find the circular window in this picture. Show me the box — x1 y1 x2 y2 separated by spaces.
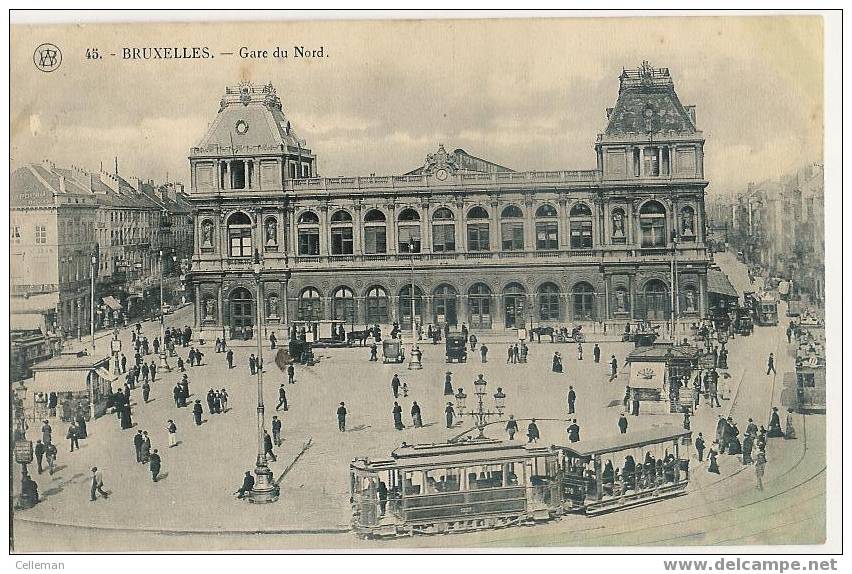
235 120 249 135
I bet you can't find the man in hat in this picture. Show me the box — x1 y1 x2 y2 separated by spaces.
609 355 619 381
766 353 776 375
527 419 541 443
90 466 109 501
445 402 456 428
337 402 347 432
505 415 519 440
618 413 628 434
695 432 706 462
567 419 580 443
567 386 576 415
192 400 203 426
391 374 401 398
149 449 161 482
236 471 255 499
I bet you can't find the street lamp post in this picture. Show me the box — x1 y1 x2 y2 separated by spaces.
409 238 417 340
12 381 37 509
249 250 279 503
458 376 507 439
670 231 679 339
158 250 171 372
90 253 97 351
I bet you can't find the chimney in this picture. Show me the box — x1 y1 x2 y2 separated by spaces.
684 105 696 126
166 183 177 202
58 175 66 194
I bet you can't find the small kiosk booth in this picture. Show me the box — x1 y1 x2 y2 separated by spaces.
625 343 702 414
30 352 117 421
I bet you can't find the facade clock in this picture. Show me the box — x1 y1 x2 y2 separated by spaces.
435 168 448 181
235 120 249 135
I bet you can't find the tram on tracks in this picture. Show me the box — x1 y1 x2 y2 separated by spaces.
557 425 691 515
349 438 561 538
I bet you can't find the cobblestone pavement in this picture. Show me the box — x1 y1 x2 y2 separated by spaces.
12 254 824 550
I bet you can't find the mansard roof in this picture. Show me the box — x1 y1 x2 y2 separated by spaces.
604 62 698 137
192 81 312 155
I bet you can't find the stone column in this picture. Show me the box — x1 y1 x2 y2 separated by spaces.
489 198 500 252
523 195 535 252
455 199 466 255
420 202 431 254
557 195 569 249
319 204 330 257
286 207 297 258
353 204 363 256
217 284 224 328
386 204 397 256
194 284 201 327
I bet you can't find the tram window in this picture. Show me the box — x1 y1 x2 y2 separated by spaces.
403 470 423 496
799 373 815 387
467 464 504 489
423 468 462 493
504 462 520 486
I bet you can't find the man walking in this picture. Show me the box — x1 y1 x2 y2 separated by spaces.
527 419 541 443
506 415 519 440
142 381 151 403
618 413 628 434
166 420 177 448
766 353 776 375
192 400 203 426
34 440 45 474
134 430 145 463
150 361 157 383
67 422 80 452
272 415 282 446
609 355 618 381
695 432 706 462
391 374 401 398
149 449 161 482
41 420 52 446
567 386 576 415
276 385 288 411
226 348 234 369
287 363 295 384
249 354 257 375
263 430 277 462
120 353 128 374
411 402 423 428
755 450 767 490
45 442 57 475
480 343 488 363
445 402 456 428
337 402 347 432
90 467 109 501
567 419 580 443
593 343 601 363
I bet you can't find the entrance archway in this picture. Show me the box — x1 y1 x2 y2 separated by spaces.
229 287 254 338
432 284 457 327
468 283 492 329
398 285 423 330
503 283 527 329
643 279 670 321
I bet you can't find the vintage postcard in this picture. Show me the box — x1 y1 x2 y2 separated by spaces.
7 11 840 556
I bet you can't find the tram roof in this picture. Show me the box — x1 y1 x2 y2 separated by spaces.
352 439 552 471
555 425 691 458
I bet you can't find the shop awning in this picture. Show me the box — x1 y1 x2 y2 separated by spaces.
11 292 60 313
95 367 118 384
11 313 44 332
102 296 123 310
32 368 92 394
707 268 739 298
629 360 667 389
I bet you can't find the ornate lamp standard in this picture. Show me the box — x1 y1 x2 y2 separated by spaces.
249 250 279 503
158 249 177 371
12 381 37 509
90 250 98 351
460 376 508 439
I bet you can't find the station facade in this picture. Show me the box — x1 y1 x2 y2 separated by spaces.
187 63 710 335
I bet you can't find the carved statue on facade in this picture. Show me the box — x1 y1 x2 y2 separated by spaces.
612 210 626 238
204 298 216 319
201 220 214 248
267 293 279 317
614 289 628 312
681 208 695 236
265 219 278 246
685 289 696 312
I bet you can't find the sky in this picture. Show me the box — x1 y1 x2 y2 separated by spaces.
10 15 823 196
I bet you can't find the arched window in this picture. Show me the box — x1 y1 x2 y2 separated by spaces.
642 279 670 320
639 201 667 248
227 212 252 258
502 282 527 328
538 283 561 321
431 207 456 253
228 287 253 333
297 211 320 256
571 282 597 320
332 286 355 323
399 285 423 328
263 216 278 251
365 286 389 324
467 206 490 252
468 283 492 329
500 205 524 251
398 208 421 253
432 284 458 326
569 203 593 249
680 206 696 238
330 210 354 255
298 287 322 321
535 204 558 250
611 207 627 244
363 209 387 255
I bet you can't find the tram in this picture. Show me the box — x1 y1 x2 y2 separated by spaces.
556 426 691 515
350 438 561 538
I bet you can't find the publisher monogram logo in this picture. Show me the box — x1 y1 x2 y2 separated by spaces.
33 43 62 72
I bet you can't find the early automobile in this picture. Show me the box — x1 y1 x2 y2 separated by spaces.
445 333 467 363
383 339 405 364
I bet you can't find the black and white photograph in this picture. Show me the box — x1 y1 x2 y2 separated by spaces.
6 9 842 559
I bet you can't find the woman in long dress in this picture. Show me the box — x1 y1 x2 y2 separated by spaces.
767 407 784 437
707 443 720 474
552 352 563 373
785 408 797 439
742 433 754 464
443 372 454 395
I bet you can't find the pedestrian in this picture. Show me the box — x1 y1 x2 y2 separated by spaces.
141 362 150 383
480 344 488 363
249 354 257 375
766 352 776 375
742 432 754 464
45 442 57 475
631 390 640 416
443 371 454 395
445 402 456 428
276 384 288 411
177 357 185 372
48 392 58 417
392 402 405 430
507 345 514 364
287 363 295 384
768 406 784 437
193 400 203 426
188 348 196 367
166 419 177 447
272 415 282 446
34 440 45 474
506 415 519 440
411 401 422 427
75 410 87 439
785 408 797 439
391 374 401 398
41 420 52 445
149 449 161 482
593 343 601 363
236 471 255 499
213 391 222 414
220 389 228 413
150 361 157 383
567 419 580 443
142 381 151 403
195 348 204 366
337 402 347 432
67 422 80 452
552 352 563 373
469 333 477 351
402 381 409 397
206 388 216 414
134 430 144 462
609 355 618 381
695 432 706 462
567 386 576 414
513 344 520 364
120 354 128 374
527 418 540 443
623 386 631 410
263 430 277 462
708 442 720 474
226 349 234 369
140 431 151 463
270 332 277 350
577 342 583 361
173 384 181 408
618 413 628 434
215 337 222 353
786 325 792 344
755 451 767 490
90 467 109 501
683 411 691 431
